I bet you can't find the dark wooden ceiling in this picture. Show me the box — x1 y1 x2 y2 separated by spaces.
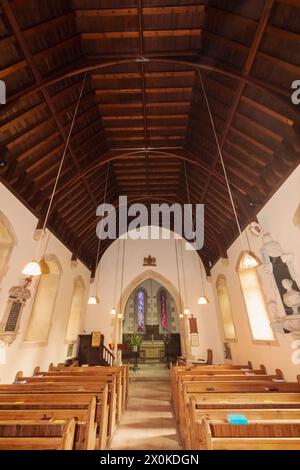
0 0 300 274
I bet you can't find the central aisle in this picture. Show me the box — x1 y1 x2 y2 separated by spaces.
110 363 182 450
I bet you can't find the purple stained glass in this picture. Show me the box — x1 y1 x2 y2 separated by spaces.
137 290 145 332
161 290 168 330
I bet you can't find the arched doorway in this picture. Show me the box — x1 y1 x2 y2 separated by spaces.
122 278 181 364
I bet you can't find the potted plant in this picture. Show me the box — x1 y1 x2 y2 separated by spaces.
127 333 143 352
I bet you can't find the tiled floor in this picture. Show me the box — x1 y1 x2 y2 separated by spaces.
110 363 182 450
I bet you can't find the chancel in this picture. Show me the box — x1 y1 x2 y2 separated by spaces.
0 0 300 453
122 279 181 364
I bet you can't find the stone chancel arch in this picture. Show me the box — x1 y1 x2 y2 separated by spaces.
120 274 185 361
85 231 223 363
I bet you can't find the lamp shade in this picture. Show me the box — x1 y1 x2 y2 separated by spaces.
88 295 100 305
239 251 262 270
22 261 42 277
179 313 184 319
198 295 209 305
110 308 117 316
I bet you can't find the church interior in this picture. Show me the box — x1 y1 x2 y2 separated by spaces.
0 0 300 452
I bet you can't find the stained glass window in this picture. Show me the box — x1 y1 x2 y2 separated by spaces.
137 290 145 332
160 290 168 330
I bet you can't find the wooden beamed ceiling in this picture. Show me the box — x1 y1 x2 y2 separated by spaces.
0 0 299 273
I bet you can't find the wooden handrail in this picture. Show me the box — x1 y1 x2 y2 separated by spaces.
99 344 115 366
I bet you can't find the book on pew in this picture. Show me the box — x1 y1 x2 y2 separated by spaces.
227 414 249 425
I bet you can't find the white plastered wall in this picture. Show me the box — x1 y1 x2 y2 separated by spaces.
211 165 300 380
0 183 91 383
84 232 224 364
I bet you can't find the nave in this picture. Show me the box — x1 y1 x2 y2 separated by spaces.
110 363 181 450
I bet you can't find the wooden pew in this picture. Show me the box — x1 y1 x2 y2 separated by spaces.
0 393 107 449
189 408 300 450
0 419 76 450
173 368 283 403
185 392 300 448
171 364 266 407
202 419 300 450
173 361 300 450
47 364 129 408
178 382 300 441
32 365 127 420
16 372 117 440
183 381 300 394
0 384 109 450
190 392 300 408
171 365 275 422
0 407 96 450
42 370 121 423
19 369 122 438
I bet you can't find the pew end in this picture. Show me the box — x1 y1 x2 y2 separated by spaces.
260 364 267 374
14 371 23 382
276 369 285 380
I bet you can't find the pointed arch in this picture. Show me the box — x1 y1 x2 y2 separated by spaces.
236 253 275 343
0 210 18 285
65 276 86 343
24 254 62 344
215 275 236 341
119 269 182 318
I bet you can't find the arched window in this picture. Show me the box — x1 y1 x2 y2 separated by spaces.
293 203 300 229
24 255 61 344
136 289 145 332
0 211 17 285
237 255 274 342
216 275 236 341
65 276 85 343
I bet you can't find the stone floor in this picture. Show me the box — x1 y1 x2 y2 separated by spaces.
110 363 182 450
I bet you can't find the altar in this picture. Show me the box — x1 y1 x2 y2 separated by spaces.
139 340 165 361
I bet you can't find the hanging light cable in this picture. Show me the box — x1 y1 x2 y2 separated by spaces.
88 162 110 305
184 160 210 305
198 258 209 305
22 73 88 276
179 234 190 316
118 237 126 319
198 71 262 271
110 238 121 316
174 238 184 319
150 277 153 326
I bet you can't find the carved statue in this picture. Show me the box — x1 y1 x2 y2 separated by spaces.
267 300 284 321
268 299 289 335
0 278 32 345
261 233 299 315
261 234 290 273
282 279 300 315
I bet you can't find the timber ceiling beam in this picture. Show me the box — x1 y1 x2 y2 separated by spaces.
0 0 98 215
198 0 276 214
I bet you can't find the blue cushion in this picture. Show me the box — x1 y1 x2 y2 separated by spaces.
227 414 249 425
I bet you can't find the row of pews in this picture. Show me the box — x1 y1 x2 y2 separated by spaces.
0 362 129 450
171 361 300 450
